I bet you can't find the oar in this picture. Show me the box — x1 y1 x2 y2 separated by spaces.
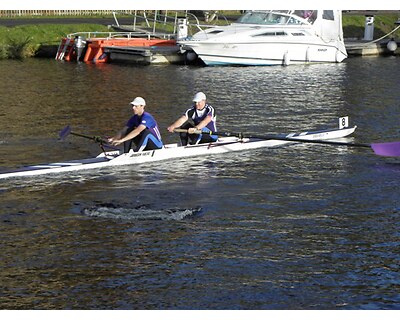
59 126 118 150
174 129 400 157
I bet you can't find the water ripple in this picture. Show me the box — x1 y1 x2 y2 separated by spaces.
82 203 202 221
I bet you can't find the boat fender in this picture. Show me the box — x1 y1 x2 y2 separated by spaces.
387 39 398 52
186 51 198 62
283 51 290 66
335 49 341 63
306 47 311 62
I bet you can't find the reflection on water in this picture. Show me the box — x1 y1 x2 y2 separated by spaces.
1 57 400 309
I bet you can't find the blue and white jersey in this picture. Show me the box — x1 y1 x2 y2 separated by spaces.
184 103 217 132
126 111 162 142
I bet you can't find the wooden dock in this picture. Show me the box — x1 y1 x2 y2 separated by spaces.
345 39 399 56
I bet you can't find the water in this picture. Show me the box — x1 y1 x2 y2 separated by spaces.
0 57 400 309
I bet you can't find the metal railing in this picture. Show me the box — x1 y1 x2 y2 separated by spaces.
111 10 230 39
65 31 175 40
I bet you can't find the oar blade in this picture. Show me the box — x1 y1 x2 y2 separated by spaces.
371 141 400 157
59 125 72 140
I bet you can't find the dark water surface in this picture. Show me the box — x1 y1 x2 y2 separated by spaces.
0 57 399 309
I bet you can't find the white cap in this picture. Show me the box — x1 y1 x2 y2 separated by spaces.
192 92 206 102
130 97 146 106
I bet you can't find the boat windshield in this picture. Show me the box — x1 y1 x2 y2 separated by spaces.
236 10 317 25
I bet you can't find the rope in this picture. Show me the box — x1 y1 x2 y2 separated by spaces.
347 25 400 49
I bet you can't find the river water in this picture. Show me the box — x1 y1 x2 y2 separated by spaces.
0 57 399 310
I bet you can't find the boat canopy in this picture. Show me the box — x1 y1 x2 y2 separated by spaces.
235 10 320 25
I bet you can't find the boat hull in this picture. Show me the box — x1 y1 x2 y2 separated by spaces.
179 10 347 66
0 125 356 179
184 41 347 66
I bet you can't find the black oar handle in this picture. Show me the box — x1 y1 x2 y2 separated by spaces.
59 126 118 151
70 131 109 145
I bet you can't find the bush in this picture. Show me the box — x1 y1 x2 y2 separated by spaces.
6 36 32 59
0 44 9 59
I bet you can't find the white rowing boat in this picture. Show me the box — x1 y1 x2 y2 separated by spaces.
0 118 356 179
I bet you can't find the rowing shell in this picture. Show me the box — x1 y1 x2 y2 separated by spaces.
0 124 357 179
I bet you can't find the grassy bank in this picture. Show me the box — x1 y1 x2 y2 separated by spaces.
0 24 110 59
343 14 400 39
0 13 399 59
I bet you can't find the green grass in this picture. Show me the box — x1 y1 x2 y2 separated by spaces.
0 24 110 59
0 24 110 45
343 14 400 39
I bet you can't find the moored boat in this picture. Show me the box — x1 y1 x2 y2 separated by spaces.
179 10 347 66
0 118 356 180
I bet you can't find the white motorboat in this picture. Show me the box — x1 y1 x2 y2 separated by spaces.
179 10 347 66
0 117 358 179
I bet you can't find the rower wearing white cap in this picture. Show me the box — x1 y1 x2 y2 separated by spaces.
109 97 163 153
167 92 217 146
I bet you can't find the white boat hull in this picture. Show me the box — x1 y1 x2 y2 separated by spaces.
180 10 347 66
0 124 356 179
185 41 346 66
